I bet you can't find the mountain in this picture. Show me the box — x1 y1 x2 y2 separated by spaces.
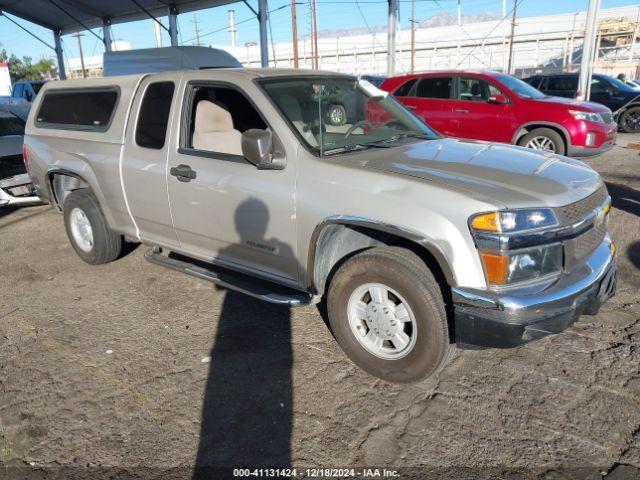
299 12 501 40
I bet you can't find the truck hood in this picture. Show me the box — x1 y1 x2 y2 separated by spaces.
354 137 602 208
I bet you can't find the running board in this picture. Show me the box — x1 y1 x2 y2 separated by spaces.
144 247 315 307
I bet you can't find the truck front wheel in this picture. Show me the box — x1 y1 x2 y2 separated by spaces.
63 189 122 264
327 247 450 383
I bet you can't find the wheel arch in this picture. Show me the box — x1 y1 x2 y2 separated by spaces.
306 216 456 297
47 169 92 212
615 102 640 117
511 121 571 149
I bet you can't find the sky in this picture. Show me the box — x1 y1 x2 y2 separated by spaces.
0 0 639 63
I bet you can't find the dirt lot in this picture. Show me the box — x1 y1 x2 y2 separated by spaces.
1 135 639 479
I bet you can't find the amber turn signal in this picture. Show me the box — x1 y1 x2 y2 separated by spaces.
479 252 508 285
471 212 500 232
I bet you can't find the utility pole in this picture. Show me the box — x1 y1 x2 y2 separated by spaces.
506 0 517 75
73 32 86 78
410 0 416 73
291 1 299 67
502 0 506 19
310 0 319 69
578 0 602 101
457 0 461 26
387 0 398 75
192 13 201 46
153 19 162 48
228 10 237 47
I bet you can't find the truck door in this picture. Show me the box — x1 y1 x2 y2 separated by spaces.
165 80 299 284
121 73 181 249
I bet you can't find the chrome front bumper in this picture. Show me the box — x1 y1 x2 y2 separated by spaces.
452 237 616 348
0 173 41 206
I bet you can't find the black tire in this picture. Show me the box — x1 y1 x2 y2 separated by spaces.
619 107 640 133
326 104 347 126
517 127 566 155
63 189 122 265
327 246 450 383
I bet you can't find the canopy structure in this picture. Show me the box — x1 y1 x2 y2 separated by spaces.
0 0 270 78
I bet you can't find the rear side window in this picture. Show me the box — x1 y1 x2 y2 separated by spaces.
36 88 118 131
415 77 452 99
394 79 417 97
547 76 577 91
136 82 175 149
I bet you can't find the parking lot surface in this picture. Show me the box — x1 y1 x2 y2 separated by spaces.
1 135 639 479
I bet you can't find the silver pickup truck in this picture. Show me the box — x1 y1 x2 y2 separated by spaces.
24 69 616 383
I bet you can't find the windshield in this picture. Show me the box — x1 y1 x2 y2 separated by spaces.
260 77 436 155
494 74 546 99
0 114 25 136
602 75 638 92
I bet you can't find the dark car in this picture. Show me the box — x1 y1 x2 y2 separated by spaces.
524 73 640 132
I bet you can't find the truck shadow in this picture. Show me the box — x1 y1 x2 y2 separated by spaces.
193 198 295 477
605 182 640 217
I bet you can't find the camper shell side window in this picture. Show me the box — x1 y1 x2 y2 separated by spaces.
35 87 120 132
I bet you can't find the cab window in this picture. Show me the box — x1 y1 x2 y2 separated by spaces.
182 84 267 158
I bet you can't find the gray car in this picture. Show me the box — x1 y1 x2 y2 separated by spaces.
24 69 616 383
0 109 39 206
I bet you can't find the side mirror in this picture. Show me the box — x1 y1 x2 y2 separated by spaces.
488 93 508 104
241 129 285 170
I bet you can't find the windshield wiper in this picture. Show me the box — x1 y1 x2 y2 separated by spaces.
369 132 432 145
322 142 392 156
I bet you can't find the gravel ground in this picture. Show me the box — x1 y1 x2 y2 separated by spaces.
1 135 639 479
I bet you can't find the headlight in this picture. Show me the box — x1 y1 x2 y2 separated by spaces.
470 208 558 233
569 109 604 123
479 244 563 286
470 208 563 287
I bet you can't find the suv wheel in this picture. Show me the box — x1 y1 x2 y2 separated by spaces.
518 128 566 155
63 189 122 264
619 107 640 133
326 104 347 126
327 247 450 383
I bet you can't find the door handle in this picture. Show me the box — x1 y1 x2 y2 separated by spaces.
405 105 417 110
170 164 197 182
454 109 469 113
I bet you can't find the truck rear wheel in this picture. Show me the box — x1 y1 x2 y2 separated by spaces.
63 189 122 265
327 247 450 383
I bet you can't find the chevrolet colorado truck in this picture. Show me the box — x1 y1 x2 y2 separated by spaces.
24 69 617 383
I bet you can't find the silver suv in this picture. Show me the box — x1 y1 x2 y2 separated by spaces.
24 69 616 383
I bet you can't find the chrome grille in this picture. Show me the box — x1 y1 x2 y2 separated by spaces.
558 186 608 225
600 112 614 124
572 222 607 261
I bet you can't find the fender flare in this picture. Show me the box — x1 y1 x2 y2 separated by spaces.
306 215 456 294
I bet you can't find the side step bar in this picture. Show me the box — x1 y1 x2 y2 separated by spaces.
144 247 315 307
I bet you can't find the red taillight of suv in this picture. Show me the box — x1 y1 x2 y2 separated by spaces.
22 144 29 173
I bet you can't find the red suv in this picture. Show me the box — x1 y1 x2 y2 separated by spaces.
380 71 617 156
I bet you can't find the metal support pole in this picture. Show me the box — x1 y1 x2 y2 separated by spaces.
387 0 398 75
258 0 268 67
168 4 179 47
578 0 601 101
507 0 517 75
103 18 112 52
291 1 299 67
53 29 66 80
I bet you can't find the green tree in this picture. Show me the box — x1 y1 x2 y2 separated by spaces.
0 48 57 82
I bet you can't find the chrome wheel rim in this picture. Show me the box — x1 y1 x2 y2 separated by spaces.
526 136 556 152
329 107 344 125
69 207 94 252
624 111 640 131
347 283 418 360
